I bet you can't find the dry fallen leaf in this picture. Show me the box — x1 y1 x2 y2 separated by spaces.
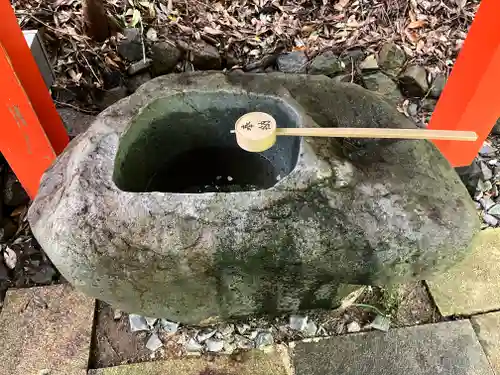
407 20 427 29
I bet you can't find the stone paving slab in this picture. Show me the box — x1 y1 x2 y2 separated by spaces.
472 312 500 374
427 228 500 316
292 320 494 375
0 284 95 375
88 348 291 375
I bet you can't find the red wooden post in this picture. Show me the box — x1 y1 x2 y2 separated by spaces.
0 43 57 198
427 0 500 167
0 0 69 198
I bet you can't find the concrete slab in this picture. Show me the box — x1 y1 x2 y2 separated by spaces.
427 228 500 316
472 312 500 374
292 320 494 375
0 284 95 375
88 348 291 375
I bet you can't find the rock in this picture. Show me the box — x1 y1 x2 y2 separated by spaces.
191 41 221 70
340 49 365 72
113 309 123 320
370 314 391 332
160 319 179 334
489 204 500 218
480 142 496 157
57 108 95 138
408 103 418 117
308 51 344 76
492 119 500 136
218 324 234 337
363 72 403 104
347 321 361 333
197 330 216 342
483 213 498 226
481 161 493 180
3 169 29 206
2 246 16 269
480 197 495 211
477 179 492 192
303 321 317 337
0 218 17 242
127 72 152 93
237 324 250 335
0 261 9 282
399 65 429 97
186 338 203 352
127 59 152 76
332 74 353 84
95 86 128 111
430 74 446 98
206 338 224 352
420 98 437 111
359 54 378 70
289 315 308 331
30 264 57 284
151 41 181 76
276 51 308 74
146 332 163 351
29 72 480 324
117 28 143 62
255 332 274 349
129 314 149 332
145 317 157 328
235 334 254 349
146 28 158 42
378 42 406 76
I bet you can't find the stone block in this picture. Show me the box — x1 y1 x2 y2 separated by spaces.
292 320 494 375
0 284 95 375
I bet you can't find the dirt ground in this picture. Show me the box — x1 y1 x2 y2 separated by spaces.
90 282 441 368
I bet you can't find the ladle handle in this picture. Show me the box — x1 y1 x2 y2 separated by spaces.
275 127 478 141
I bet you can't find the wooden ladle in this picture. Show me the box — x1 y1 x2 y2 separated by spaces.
233 112 478 153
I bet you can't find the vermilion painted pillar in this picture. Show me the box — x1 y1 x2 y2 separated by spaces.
428 0 500 167
0 0 69 198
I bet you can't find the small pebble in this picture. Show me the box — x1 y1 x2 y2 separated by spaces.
489 204 500 218
237 324 250 335
481 162 493 180
227 176 233 182
39 370 51 375
218 324 235 337
483 213 499 226
113 309 123 320
480 142 496 157
146 332 163 352
247 330 258 340
478 179 493 192
197 329 216 342
408 103 418 117
489 159 498 166
370 315 391 332
255 331 274 349
303 321 318 337
206 338 224 352
480 197 496 211
223 340 237 354
347 321 361 333
186 338 203 352
289 315 308 331
474 190 484 201
234 334 254 349
129 314 149 332
145 317 158 328
160 319 179 334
